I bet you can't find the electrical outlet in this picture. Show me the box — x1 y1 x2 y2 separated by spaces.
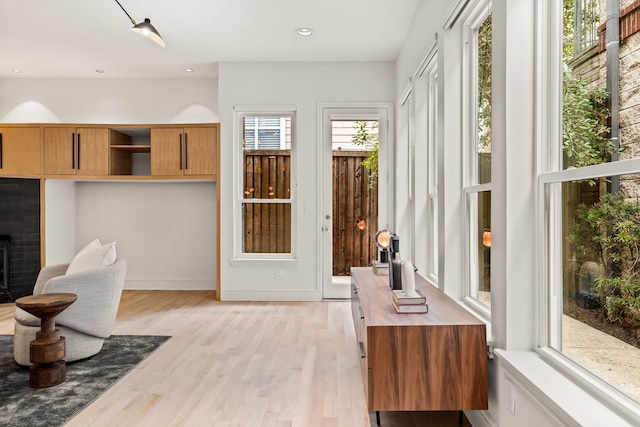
275 269 283 280
506 378 516 415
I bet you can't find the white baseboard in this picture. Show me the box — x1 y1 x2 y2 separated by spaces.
124 279 216 291
220 289 322 301
465 410 498 427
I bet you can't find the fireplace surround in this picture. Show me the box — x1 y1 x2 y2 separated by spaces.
0 235 9 303
0 178 41 302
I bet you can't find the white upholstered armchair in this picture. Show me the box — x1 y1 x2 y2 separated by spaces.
13 259 127 366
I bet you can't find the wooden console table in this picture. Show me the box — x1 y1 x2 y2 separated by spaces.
350 267 488 420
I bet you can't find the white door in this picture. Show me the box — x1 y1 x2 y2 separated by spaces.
320 105 391 299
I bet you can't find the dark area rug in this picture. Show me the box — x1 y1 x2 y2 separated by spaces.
0 334 170 427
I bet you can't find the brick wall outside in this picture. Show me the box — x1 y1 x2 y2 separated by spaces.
598 0 640 52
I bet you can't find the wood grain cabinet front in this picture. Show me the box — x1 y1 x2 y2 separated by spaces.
350 267 488 413
44 127 111 176
151 127 217 176
0 127 41 176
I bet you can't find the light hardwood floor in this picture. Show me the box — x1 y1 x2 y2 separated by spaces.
0 291 472 427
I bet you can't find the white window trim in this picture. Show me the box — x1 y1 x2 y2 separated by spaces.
538 159 640 420
534 0 640 416
232 106 297 261
461 0 492 316
421 43 440 284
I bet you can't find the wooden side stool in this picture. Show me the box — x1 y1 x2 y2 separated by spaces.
15 293 77 388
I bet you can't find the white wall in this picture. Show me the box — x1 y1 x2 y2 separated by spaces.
0 78 218 123
75 182 216 290
1 77 219 291
44 180 77 265
218 61 395 300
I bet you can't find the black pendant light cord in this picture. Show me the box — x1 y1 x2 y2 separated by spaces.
114 0 137 25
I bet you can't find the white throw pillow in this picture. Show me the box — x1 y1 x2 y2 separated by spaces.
76 238 102 256
66 242 116 275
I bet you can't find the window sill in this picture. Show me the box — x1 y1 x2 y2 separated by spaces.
229 258 299 268
495 349 639 426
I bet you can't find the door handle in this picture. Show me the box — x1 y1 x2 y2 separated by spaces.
72 133 75 169
184 132 188 170
77 133 81 170
179 134 183 170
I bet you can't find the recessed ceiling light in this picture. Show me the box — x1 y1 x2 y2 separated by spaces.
11 69 22 73
95 69 105 74
296 28 314 36
184 68 194 73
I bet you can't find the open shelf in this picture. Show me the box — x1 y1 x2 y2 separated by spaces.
111 145 151 153
110 129 151 176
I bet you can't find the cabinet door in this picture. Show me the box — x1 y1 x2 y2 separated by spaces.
151 128 184 176
76 128 109 176
184 127 217 176
44 127 76 175
0 127 41 176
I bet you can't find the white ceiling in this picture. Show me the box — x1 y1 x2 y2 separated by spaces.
0 0 420 78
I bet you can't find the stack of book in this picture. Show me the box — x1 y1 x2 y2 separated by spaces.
392 289 428 313
371 260 389 275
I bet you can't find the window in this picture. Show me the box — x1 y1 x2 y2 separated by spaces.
237 111 295 257
243 117 286 150
426 55 439 282
463 6 492 313
539 0 640 410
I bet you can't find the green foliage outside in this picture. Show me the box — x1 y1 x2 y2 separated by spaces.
351 120 379 187
570 194 640 326
562 72 615 173
477 15 492 150
561 0 612 173
562 0 601 62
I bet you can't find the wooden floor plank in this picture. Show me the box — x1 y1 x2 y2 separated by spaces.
0 291 474 427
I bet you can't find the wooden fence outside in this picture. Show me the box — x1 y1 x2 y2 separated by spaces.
243 150 291 253
243 150 378 275
332 151 378 275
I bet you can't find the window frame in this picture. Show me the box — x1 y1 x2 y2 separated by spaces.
538 159 640 418
535 0 640 417
233 107 297 261
426 53 439 284
462 0 492 319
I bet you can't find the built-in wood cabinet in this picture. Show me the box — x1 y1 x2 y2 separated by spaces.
351 267 488 414
0 122 221 300
44 127 123 176
151 127 217 176
0 127 41 176
39 124 218 178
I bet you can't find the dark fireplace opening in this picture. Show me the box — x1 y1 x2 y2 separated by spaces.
0 178 41 302
0 235 10 303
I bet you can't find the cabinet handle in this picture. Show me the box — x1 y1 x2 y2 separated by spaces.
77 133 81 170
0 133 3 169
184 133 189 170
179 134 183 170
72 133 75 169
358 306 364 320
358 342 366 359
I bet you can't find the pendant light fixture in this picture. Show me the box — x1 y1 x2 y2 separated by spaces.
113 0 165 47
